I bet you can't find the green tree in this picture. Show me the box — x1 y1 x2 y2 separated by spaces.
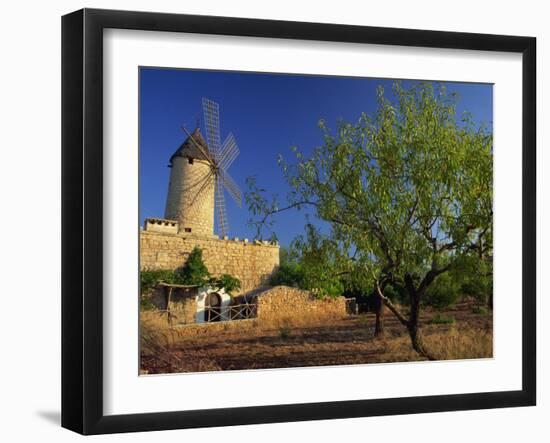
291 223 345 298
269 245 305 287
269 232 345 297
247 82 493 359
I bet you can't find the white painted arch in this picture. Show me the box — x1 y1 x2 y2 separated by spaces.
195 287 231 323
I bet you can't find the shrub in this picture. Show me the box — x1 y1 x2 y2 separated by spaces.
174 246 210 286
430 313 455 325
210 274 241 295
307 277 344 299
461 280 491 305
424 273 460 309
140 269 175 295
472 305 489 315
269 262 304 287
342 284 371 304
452 253 492 304
140 296 156 311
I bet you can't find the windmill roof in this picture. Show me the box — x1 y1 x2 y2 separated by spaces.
169 128 211 165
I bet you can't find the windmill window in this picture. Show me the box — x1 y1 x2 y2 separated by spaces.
188 158 194 164
184 227 192 233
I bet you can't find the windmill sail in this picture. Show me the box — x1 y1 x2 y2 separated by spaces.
173 97 245 239
219 169 242 207
188 170 215 207
215 176 229 237
219 133 240 171
202 98 222 161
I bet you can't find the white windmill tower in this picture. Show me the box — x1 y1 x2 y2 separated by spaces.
164 98 242 238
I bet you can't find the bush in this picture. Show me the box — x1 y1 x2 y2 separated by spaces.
430 313 455 325
472 305 489 315
452 253 492 305
174 246 210 286
308 277 344 298
140 269 175 295
342 283 371 304
461 280 491 305
210 274 241 295
140 296 156 311
424 273 460 309
269 262 304 287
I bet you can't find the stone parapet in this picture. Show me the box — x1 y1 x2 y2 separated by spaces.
140 230 279 294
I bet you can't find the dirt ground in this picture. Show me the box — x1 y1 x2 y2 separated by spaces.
140 301 493 374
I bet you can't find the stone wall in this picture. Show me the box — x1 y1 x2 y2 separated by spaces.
140 230 280 294
144 218 178 235
256 286 346 324
150 286 198 325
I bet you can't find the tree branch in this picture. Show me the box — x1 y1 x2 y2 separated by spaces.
375 279 409 328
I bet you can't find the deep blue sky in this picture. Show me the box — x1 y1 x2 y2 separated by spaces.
140 67 493 246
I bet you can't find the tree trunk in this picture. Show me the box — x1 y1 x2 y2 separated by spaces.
374 294 385 337
405 275 437 361
408 323 436 360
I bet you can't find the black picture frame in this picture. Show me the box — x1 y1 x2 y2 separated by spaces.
62 8 536 435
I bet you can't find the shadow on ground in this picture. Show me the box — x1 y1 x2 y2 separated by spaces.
36 410 60 426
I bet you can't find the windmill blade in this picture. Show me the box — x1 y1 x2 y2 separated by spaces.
215 175 229 237
219 147 239 171
218 133 239 171
180 169 213 194
220 169 242 208
188 170 215 207
202 98 222 161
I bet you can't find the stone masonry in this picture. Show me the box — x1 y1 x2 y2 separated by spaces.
140 229 280 295
164 155 215 236
255 286 346 323
144 127 279 295
150 285 198 324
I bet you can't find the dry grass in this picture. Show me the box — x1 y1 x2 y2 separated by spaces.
383 325 493 361
255 310 345 331
141 305 344 338
140 304 493 374
140 312 226 373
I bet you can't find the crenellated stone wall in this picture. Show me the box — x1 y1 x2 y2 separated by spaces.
144 218 179 235
140 230 280 294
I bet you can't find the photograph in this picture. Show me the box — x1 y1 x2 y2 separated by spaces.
0 0 544 439
139 68 494 375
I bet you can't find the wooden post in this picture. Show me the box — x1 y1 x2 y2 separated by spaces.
165 286 174 326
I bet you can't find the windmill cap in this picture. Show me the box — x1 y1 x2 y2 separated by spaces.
169 127 211 165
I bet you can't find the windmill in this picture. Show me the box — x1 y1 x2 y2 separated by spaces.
165 98 242 238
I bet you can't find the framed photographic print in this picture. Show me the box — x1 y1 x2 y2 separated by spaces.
61 8 536 435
